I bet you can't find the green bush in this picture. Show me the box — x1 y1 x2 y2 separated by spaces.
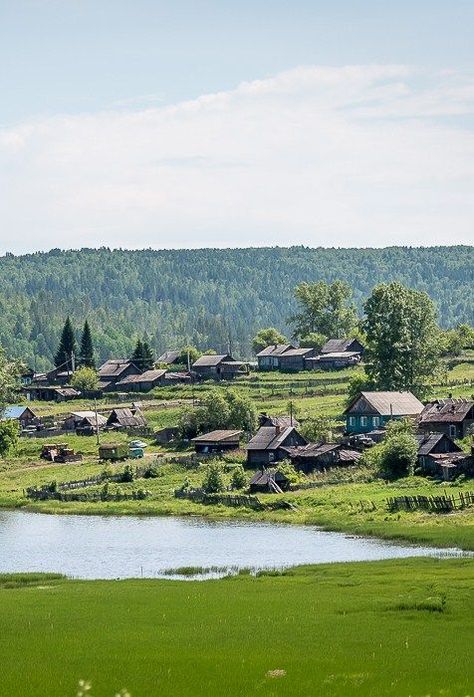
230 465 247 490
202 463 226 493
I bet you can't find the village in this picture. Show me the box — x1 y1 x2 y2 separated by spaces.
2 322 473 524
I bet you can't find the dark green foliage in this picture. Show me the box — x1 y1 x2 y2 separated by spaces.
0 246 472 369
364 282 441 397
132 338 154 372
0 419 18 458
290 280 358 339
179 389 257 438
202 462 225 493
374 420 418 480
54 316 76 371
70 366 98 392
0 348 22 407
79 320 95 368
252 327 287 354
230 464 247 490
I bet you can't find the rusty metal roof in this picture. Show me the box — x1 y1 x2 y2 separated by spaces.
419 399 474 424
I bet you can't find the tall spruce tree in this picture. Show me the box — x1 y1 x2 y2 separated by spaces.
79 320 95 368
132 338 154 372
54 317 76 371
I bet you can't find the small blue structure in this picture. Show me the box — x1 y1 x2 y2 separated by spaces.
344 391 424 434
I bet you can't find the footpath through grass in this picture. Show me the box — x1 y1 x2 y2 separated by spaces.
0 558 473 697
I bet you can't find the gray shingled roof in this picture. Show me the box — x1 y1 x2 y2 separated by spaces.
192 354 231 367
115 369 166 385
345 391 424 417
321 338 360 354
419 399 474 424
192 430 243 443
98 359 136 378
415 433 462 456
247 426 302 451
256 344 294 357
157 350 181 364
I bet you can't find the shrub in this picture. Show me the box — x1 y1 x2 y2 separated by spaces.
120 464 134 483
230 465 247 490
202 463 226 493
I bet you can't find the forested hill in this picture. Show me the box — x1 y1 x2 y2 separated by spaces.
1 246 472 369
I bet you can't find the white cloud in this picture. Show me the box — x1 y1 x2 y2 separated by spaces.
1 64 474 253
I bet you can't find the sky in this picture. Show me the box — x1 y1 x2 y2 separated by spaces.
1 0 474 254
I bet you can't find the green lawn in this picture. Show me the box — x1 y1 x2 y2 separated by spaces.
0 558 473 697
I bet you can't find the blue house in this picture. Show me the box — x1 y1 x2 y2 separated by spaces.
344 391 424 434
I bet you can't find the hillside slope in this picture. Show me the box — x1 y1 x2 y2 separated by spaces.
1 246 472 368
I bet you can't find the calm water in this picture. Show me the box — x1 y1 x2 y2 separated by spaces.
0 510 465 579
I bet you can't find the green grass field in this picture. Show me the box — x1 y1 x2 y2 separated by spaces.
0 558 473 697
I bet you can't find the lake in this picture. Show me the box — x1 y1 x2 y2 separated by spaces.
0 510 466 579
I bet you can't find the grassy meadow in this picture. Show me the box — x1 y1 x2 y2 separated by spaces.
0 558 473 697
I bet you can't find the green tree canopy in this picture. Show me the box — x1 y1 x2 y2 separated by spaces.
0 347 22 409
179 389 257 439
364 282 441 397
290 280 358 340
298 332 327 350
71 366 98 392
79 320 95 368
54 317 76 371
252 327 287 354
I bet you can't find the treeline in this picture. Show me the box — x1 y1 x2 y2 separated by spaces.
0 246 472 369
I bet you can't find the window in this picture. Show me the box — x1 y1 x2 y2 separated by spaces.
348 416 355 427
449 425 456 438
361 416 368 427
373 416 380 428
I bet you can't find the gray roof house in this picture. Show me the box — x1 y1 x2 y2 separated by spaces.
256 344 295 370
345 391 424 434
192 354 244 380
246 425 307 466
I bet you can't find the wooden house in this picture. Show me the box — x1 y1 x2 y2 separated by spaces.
192 354 244 380
418 399 474 439
283 442 361 474
191 429 243 454
157 350 182 366
416 432 473 479
115 369 167 392
22 385 80 402
320 338 365 355
259 413 300 429
1 405 38 429
277 347 315 372
64 411 108 434
246 425 307 467
306 351 361 371
344 391 424 434
98 359 141 391
256 344 295 371
106 407 147 430
249 468 290 493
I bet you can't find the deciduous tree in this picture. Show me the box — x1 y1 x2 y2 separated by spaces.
364 282 441 397
290 280 357 340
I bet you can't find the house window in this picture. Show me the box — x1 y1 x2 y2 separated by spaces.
373 416 380 428
348 416 355 427
449 425 456 438
360 416 368 427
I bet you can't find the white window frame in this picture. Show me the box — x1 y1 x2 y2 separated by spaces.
360 416 368 427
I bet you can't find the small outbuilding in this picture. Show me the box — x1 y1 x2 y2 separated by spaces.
320 338 365 355
249 469 290 493
115 369 167 392
283 442 361 473
256 344 295 371
191 430 243 454
1 405 38 429
106 407 147 430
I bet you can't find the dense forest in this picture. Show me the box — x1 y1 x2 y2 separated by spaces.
0 246 472 370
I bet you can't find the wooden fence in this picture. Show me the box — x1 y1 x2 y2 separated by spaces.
26 488 150 502
386 491 474 513
174 489 264 510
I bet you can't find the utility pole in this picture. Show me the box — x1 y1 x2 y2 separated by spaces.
95 398 100 446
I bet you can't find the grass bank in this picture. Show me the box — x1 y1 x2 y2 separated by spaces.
0 558 473 696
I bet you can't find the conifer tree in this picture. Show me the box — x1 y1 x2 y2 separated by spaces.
54 317 76 371
132 339 145 371
142 340 155 371
79 320 95 368
132 338 155 372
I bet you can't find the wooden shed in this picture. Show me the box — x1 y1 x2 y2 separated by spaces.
191 430 243 454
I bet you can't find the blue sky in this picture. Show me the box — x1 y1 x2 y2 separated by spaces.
1 1 474 252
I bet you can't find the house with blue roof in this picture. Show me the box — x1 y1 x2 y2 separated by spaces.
1 405 38 429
